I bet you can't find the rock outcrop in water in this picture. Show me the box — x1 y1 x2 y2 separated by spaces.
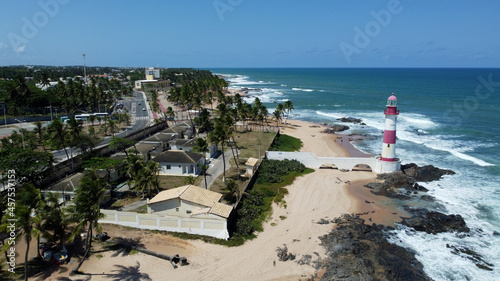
364 163 454 199
322 125 350 133
315 214 430 281
401 209 470 234
401 163 455 182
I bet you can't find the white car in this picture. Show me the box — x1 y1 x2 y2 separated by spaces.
143 107 146 111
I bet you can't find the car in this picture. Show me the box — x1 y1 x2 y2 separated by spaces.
138 102 141 105
143 107 146 111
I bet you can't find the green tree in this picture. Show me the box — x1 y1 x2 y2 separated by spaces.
109 136 136 156
283 100 294 125
209 120 229 182
133 161 160 199
68 168 109 273
47 118 71 164
184 175 196 185
192 138 209 189
0 184 43 281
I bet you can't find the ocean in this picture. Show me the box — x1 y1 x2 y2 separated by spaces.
210 68 500 281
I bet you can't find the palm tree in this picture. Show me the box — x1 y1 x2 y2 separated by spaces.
225 179 239 203
273 108 283 128
42 192 68 249
134 161 160 199
283 100 294 124
185 175 196 185
0 184 43 281
47 118 71 167
68 168 108 273
209 120 229 182
193 138 210 189
166 106 176 124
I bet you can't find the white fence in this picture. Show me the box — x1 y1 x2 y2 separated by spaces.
266 151 376 170
266 151 400 174
100 209 229 240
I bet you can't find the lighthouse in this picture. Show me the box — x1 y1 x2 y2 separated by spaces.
375 93 401 173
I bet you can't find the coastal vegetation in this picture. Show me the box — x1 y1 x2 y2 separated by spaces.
269 133 303 152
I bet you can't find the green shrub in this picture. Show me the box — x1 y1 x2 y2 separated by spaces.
270 134 303 151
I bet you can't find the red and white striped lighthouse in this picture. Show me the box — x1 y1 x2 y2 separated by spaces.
381 93 399 162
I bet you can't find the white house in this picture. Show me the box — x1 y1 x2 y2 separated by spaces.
100 185 233 240
171 137 218 158
152 150 204 176
147 185 232 221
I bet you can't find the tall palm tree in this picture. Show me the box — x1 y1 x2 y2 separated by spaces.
283 100 294 125
193 138 210 189
68 168 108 273
0 184 43 281
134 161 160 199
209 120 229 182
47 118 71 167
273 108 283 128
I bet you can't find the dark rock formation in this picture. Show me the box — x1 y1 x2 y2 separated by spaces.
401 163 455 182
401 209 470 234
364 164 455 199
337 117 363 124
323 125 349 133
276 244 296 262
317 214 430 281
447 244 494 271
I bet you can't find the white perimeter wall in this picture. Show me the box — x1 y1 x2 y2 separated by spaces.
100 209 229 240
266 151 377 170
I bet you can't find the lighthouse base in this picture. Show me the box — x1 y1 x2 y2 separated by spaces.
375 157 401 174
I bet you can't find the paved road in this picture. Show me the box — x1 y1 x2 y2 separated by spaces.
200 149 233 190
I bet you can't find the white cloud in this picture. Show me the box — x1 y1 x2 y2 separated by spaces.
0 42 6 49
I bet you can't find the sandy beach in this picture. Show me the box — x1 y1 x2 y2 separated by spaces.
31 113 402 281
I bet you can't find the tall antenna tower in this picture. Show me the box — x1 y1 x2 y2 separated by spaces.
82 53 87 84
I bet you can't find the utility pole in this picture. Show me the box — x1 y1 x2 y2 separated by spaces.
83 53 87 85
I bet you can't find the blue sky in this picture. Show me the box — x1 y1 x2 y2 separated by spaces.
1 0 499 68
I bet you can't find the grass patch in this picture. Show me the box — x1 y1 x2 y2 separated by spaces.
269 134 303 152
129 249 139 255
95 254 104 259
279 215 287 220
157 175 202 190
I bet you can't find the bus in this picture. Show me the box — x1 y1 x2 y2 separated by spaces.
93 112 109 119
74 114 91 122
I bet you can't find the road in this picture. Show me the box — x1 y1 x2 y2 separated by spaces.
51 91 150 163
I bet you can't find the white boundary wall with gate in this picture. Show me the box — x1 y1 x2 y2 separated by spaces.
100 209 229 240
266 152 400 174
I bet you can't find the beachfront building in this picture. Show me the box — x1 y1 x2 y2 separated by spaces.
152 150 204 176
100 185 232 239
171 137 219 158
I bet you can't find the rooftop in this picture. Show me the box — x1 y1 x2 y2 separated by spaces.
152 150 203 164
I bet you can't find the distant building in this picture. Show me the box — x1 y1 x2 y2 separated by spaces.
145 67 161 80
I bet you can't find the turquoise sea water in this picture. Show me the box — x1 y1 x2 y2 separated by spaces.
211 68 500 281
